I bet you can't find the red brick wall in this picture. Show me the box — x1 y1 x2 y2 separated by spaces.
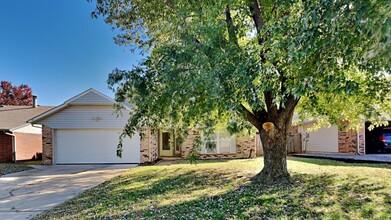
0 132 13 163
42 125 53 165
180 130 257 159
13 132 42 161
338 128 358 154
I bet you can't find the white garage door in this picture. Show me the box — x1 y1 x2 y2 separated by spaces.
55 129 140 164
305 125 339 153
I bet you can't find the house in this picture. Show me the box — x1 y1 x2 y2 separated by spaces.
291 119 390 155
0 97 54 163
28 89 257 165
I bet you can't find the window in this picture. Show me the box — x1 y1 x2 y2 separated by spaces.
161 132 171 150
201 130 236 154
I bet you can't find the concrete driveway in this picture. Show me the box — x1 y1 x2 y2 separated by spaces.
0 164 136 220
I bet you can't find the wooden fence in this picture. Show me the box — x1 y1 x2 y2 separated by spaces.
255 132 302 156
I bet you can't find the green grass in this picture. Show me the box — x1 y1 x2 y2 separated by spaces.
0 163 33 175
34 157 391 220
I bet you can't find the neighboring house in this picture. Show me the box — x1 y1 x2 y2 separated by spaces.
0 98 54 163
291 119 390 155
29 89 257 165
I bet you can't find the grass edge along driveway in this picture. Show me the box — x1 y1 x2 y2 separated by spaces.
34 157 391 220
0 163 33 176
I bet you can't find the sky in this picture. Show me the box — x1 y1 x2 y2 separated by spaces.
0 1 142 106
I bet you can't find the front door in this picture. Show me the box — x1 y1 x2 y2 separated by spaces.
159 131 174 156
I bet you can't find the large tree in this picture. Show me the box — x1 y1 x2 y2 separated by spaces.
0 81 33 106
93 0 391 184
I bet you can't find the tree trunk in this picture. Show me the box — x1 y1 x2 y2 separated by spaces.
252 112 293 185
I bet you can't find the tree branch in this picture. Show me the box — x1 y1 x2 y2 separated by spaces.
248 0 264 45
279 70 286 108
264 91 276 114
224 5 238 46
280 94 300 120
241 104 263 130
286 95 300 111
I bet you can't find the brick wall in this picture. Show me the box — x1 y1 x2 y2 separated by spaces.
14 132 42 161
181 130 200 158
235 135 257 158
139 128 257 163
0 132 13 163
338 128 358 154
42 125 53 165
139 127 158 163
181 130 257 159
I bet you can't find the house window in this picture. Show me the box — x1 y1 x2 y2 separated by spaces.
161 132 171 150
201 130 236 154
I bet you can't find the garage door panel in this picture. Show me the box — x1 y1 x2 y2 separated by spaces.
306 125 339 153
55 129 140 164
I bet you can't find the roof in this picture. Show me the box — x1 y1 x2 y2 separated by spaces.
0 105 55 131
28 88 130 123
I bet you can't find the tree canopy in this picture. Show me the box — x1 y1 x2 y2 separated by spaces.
0 81 33 106
93 0 391 183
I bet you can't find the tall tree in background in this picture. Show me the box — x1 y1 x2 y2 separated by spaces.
0 81 33 106
93 0 391 184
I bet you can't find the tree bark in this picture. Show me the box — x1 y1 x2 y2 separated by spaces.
252 109 294 185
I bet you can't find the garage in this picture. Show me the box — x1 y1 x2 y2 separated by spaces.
299 123 339 153
55 129 140 164
29 89 142 165
365 122 391 154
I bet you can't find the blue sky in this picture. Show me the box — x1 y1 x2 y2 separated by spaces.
0 1 142 106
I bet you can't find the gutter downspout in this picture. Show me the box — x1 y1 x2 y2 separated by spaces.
4 131 16 163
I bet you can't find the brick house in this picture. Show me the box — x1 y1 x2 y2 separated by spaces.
139 127 257 164
0 98 54 163
291 120 382 155
29 89 258 165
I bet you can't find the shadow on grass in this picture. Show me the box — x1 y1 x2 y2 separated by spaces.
36 167 391 220
160 157 391 170
288 156 391 169
160 159 233 166
109 174 389 219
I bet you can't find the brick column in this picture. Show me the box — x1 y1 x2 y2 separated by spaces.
358 126 365 154
181 130 201 158
338 128 358 154
42 125 53 165
0 132 13 163
139 127 158 163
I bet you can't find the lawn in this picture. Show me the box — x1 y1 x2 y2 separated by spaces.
34 157 391 220
0 163 33 175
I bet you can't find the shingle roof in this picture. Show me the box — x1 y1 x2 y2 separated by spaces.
0 105 54 131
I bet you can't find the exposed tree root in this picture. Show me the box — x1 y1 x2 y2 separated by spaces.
251 169 293 186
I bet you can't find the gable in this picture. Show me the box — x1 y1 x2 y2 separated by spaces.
40 105 130 129
28 89 131 124
69 90 114 105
